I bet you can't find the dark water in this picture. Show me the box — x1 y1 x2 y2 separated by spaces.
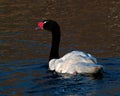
0 0 120 96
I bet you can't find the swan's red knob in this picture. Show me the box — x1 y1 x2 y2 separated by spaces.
35 22 44 30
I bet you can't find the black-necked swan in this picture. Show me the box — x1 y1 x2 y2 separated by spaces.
36 20 103 74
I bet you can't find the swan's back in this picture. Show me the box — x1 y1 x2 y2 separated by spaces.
49 51 103 74
61 51 97 64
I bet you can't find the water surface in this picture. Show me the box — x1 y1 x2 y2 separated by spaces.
0 0 120 96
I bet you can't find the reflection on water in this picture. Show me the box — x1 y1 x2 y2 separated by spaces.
0 0 120 96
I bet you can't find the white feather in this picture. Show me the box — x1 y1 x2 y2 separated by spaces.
49 51 103 74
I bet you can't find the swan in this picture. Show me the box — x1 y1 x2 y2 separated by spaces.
36 20 103 74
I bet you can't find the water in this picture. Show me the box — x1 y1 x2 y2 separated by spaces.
0 0 120 96
0 58 120 96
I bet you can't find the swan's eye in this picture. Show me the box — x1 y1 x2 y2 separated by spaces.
43 20 48 24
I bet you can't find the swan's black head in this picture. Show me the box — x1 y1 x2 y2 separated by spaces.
36 20 60 32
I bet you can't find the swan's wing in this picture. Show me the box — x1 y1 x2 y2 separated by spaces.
75 63 103 73
71 51 97 63
86 53 97 64
61 51 97 64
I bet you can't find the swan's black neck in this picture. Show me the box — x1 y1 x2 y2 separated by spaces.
49 29 61 61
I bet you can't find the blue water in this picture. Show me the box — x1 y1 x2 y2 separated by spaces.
0 57 120 96
1 0 120 96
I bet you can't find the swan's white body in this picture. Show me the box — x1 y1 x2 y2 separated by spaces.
49 51 103 74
